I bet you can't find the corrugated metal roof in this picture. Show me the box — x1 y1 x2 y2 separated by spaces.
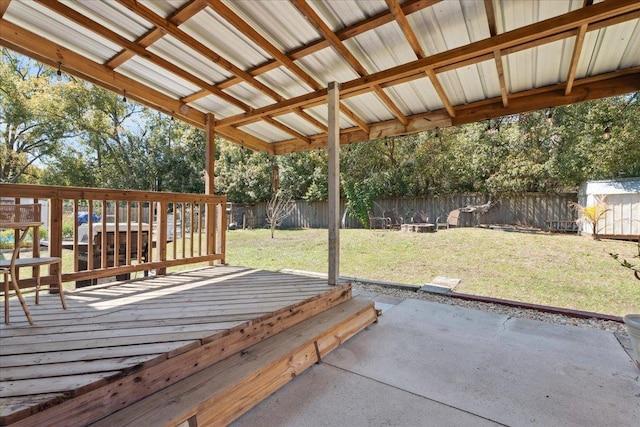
1 0 638 154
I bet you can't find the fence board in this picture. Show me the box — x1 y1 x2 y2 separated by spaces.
237 193 578 229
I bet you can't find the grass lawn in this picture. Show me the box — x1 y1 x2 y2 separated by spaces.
226 228 639 317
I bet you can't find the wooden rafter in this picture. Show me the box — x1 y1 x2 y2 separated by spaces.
1 0 638 156
107 0 205 69
35 0 251 111
207 0 369 134
293 108 328 133
564 24 587 96
425 69 456 118
291 0 408 126
484 0 497 37
273 70 640 154
215 0 640 128
115 0 283 104
207 0 318 91
215 0 441 90
494 50 509 108
484 0 509 107
0 0 11 19
0 18 275 153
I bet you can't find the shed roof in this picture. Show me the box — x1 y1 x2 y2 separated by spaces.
1 0 639 155
579 177 640 196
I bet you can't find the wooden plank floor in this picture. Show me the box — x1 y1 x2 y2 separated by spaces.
0 266 352 426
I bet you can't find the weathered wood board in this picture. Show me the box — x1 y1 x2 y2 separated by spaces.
0 266 353 426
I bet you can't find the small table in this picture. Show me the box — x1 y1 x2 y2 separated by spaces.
401 223 436 233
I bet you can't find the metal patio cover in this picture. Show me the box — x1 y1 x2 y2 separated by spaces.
1 0 639 155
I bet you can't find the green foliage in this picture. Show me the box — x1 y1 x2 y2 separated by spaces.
570 196 611 240
1 49 77 182
214 139 272 202
3 50 639 201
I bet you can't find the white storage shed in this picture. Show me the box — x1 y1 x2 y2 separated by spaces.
578 178 640 240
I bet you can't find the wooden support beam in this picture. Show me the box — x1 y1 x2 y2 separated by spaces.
340 104 369 135
216 0 441 90
386 0 426 58
291 0 408 126
36 0 251 111
327 82 340 286
494 50 509 107
426 68 456 118
0 0 11 19
116 0 284 103
215 0 639 129
205 114 216 265
207 0 320 91
484 0 498 37
0 19 205 128
565 24 587 96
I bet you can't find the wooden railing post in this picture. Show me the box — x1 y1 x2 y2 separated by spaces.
49 197 63 292
157 201 168 275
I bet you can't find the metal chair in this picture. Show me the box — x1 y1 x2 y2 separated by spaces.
0 204 66 324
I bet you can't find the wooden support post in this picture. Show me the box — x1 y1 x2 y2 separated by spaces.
157 201 168 275
48 198 63 292
327 82 340 286
205 113 217 265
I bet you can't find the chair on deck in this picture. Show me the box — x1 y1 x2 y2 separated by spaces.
368 211 390 229
0 204 66 324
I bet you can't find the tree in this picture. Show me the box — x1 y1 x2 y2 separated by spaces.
214 140 272 202
569 196 610 240
266 191 296 238
1 49 80 183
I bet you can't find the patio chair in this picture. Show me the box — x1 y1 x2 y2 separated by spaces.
1 204 66 324
436 209 461 230
383 210 404 229
368 211 390 229
411 211 429 224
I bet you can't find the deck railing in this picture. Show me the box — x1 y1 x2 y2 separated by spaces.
0 183 226 289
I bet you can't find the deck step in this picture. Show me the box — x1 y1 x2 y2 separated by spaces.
89 297 378 427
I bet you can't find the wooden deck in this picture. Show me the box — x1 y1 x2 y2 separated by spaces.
0 266 377 426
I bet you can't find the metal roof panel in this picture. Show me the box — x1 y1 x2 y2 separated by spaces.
297 48 360 87
5 1 120 63
223 0 319 52
189 95 244 119
181 8 271 70
62 0 151 42
344 21 417 74
579 20 640 78
384 78 444 115
116 56 201 99
256 67 315 99
273 113 323 136
147 36 233 85
239 121 294 143
342 93 396 123
223 82 275 109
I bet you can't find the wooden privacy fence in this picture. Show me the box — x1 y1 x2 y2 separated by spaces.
0 183 226 289
235 193 578 229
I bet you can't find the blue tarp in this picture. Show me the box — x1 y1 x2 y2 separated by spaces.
77 212 101 225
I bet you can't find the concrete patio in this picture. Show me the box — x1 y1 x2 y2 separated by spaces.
233 295 640 426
